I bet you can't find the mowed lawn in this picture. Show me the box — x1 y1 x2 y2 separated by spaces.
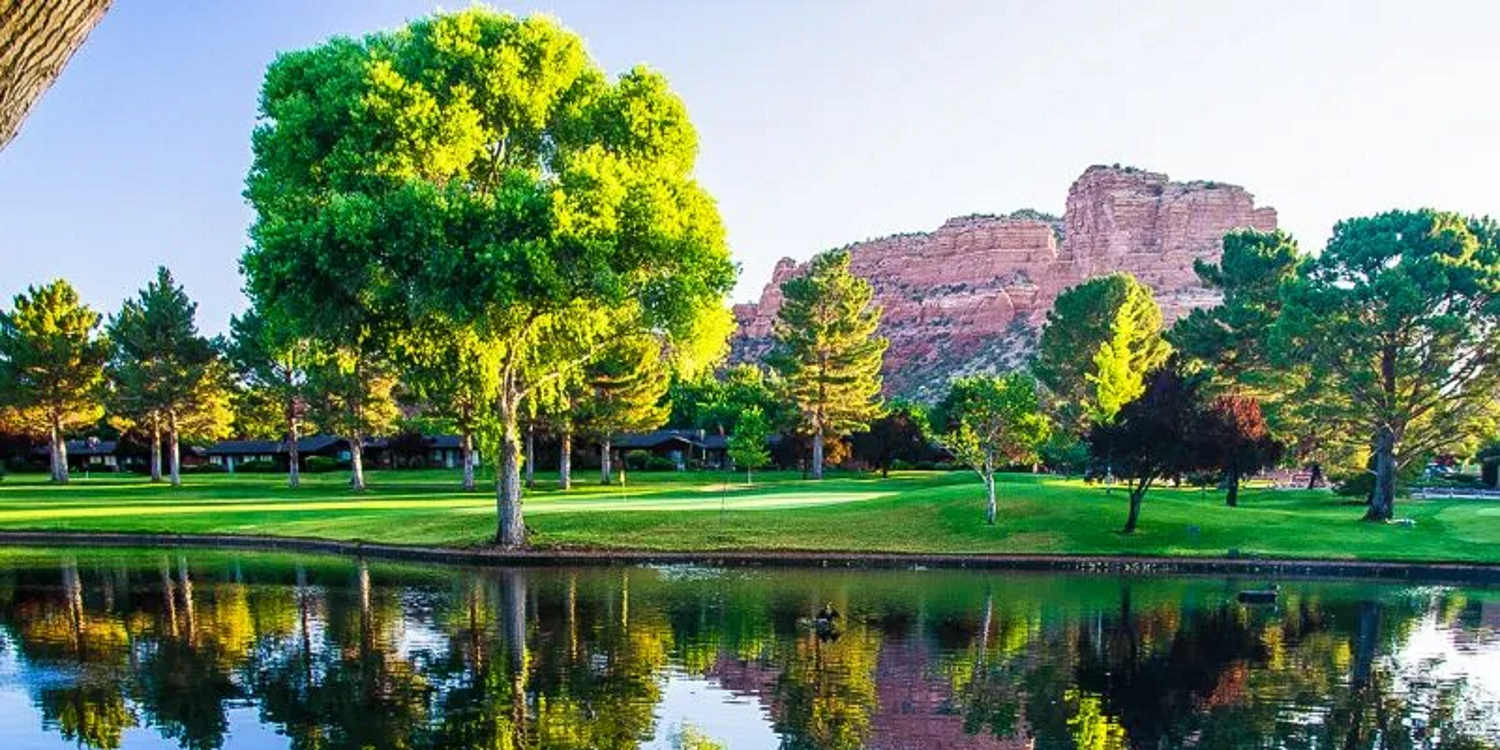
0 468 1496 562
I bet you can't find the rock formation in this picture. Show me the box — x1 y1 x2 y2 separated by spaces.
730 165 1277 399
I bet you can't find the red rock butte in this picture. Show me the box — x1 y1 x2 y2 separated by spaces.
730 164 1278 399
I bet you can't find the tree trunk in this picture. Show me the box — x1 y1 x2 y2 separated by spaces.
149 418 162 483
1366 425 1396 521
497 404 526 548
1307 462 1323 490
349 434 366 491
617 450 627 486
287 415 301 488
0 0 112 152
1123 485 1145 533
747 467 753 486
461 430 475 491
811 432 825 480
1225 463 1240 507
167 410 181 487
984 472 997 525
524 423 535 489
49 417 68 483
600 438 612 485
558 427 571 490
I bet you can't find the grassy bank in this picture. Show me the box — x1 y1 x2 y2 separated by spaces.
0 469 1494 563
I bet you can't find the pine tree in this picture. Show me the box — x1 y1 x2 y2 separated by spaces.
226 308 314 487
107 267 230 486
575 335 670 486
770 250 888 479
0 280 109 482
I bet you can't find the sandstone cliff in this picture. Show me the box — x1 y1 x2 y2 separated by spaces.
730 165 1277 399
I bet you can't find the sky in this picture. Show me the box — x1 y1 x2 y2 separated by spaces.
3 0 1499 335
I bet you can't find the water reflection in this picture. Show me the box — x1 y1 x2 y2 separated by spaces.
0 549 1495 749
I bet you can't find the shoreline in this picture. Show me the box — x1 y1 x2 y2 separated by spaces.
2 530 1498 584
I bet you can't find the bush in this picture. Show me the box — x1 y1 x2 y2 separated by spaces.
235 459 279 473
645 455 678 471
183 463 227 474
624 451 650 471
304 456 344 473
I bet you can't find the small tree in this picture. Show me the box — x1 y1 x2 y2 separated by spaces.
227 308 314 488
0 280 109 482
727 406 771 485
770 249 888 479
1087 365 1216 533
932 373 1050 525
576 335 671 485
850 400 930 477
1196 394 1283 507
397 325 496 491
304 349 398 491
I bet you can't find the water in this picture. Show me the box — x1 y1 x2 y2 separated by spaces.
0 548 1496 749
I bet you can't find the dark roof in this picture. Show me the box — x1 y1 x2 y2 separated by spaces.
33 439 117 456
205 435 343 455
614 429 728 450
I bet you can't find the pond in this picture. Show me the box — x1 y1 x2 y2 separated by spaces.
0 548 1497 749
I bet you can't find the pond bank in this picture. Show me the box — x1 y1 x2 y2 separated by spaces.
2 529 1497 584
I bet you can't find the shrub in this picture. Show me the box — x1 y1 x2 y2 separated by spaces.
624 451 650 471
235 459 279 473
183 463 227 474
645 455 678 471
304 456 344 473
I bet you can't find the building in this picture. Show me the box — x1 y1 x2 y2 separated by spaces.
205 434 477 472
205 435 346 472
613 429 728 470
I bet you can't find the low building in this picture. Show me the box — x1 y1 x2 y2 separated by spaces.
613 429 728 470
205 434 477 472
32 439 123 472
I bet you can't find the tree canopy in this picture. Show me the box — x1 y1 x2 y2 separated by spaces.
1272 210 1500 521
1035 273 1169 434
241 9 735 542
0 280 109 482
770 249 887 479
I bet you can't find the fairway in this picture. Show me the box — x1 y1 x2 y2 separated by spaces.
1 468 1497 563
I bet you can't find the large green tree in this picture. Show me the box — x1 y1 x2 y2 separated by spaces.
932 373 1051 525
0 280 108 482
1272 210 1500 521
107 267 230 486
1035 273 1170 434
243 10 734 544
226 308 314 487
770 249 887 480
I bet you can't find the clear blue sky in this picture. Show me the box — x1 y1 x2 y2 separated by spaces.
3 0 1498 334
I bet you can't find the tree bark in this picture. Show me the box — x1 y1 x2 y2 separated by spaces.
167 410 181 487
1123 484 1146 533
558 427 571 490
149 418 162 483
1365 425 1396 521
286 414 301 488
348 434 366 491
461 430 475 491
984 471 997 525
600 437 612 485
1225 463 1239 507
811 432 825 480
524 423 535 489
497 403 526 548
0 0 112 152
49 416 68 483
1307 462 1322 490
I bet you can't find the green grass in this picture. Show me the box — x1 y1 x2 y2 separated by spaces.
0 468 1495 563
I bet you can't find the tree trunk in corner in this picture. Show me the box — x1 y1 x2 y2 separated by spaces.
149 418 162 483
497 404 526 548
558 427 571 490
1123 486 1145 533
286 414 301 488
49 417 68 483
0 0 112 151
167 410 181 487
1225 463 1240 507
600 437 612 485
810 432 824 480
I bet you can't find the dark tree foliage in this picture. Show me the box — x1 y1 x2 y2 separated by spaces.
1087 364 1217 533
1195 394 1284 507
849 400 931 477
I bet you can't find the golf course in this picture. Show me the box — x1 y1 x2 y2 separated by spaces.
1 469 1494 563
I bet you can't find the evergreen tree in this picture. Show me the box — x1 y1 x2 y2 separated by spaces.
770 249 888 480
106 267 230 486
397 324 496 491
575 335 670 485
226 308 314 487
1035 273 1170 434
0 280 109 482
